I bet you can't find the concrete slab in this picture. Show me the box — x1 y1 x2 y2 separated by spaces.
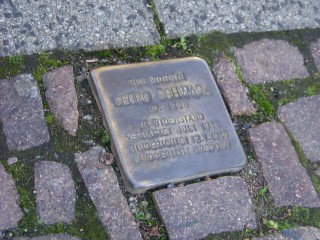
0 0 160 56
154 0 320 38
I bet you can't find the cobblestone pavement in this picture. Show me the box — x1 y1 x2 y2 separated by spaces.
1 3 320 240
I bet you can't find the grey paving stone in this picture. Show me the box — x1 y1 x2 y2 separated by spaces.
7 157 18 166
35 161 76 225
254 226 320 240
14 234 80 240
43 66 79 136
0 0 159 56
75 146 142 240
278 95 320 163
154 0 320 38
212 56 255 116
0 163 23 231
310 38 320 71
0 74 50 151
248 121 320 207
232 39 309 84
152 176 257 240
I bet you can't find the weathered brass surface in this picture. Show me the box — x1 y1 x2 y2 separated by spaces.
89 57 246 194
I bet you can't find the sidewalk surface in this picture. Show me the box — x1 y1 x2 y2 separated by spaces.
1 1 320 240
1 0 320 56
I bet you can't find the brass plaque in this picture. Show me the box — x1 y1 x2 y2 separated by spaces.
89 57 246 194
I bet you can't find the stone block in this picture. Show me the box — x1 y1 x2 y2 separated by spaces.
249 121 320 207
153 176 256 240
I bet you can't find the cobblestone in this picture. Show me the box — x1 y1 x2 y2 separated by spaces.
35 161 76 224
0 74 50 150
249 121 320 207
153 176 256 240
254 226 320 240
232 39 309 84
310 38 320 71
75 146 142 240
278 95 320 163
212 55 255 116
14 234 80 240
0 163 23 231
316 168 320 178
43 66 79 136
7 157 18 166
0 9 319 239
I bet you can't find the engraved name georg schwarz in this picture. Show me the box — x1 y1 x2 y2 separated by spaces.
89 57 246 194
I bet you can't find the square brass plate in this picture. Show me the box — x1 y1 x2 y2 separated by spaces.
89 57 246 194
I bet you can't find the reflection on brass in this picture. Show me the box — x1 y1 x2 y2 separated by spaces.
89 57 247 194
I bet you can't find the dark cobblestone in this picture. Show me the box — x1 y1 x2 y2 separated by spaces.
310 38 320 71
75 146 142 240
14 234 80 240
153 176 256 240
35 161 76 224
212 55 255 116
249 121 320 207
43 66 79 136
254 226 320 240
0 163 23 231
0 74 50 150
232 39 309 84
278 95 320 163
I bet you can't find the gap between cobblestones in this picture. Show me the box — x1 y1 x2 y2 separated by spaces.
146 0 166 41
0 28 320 239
